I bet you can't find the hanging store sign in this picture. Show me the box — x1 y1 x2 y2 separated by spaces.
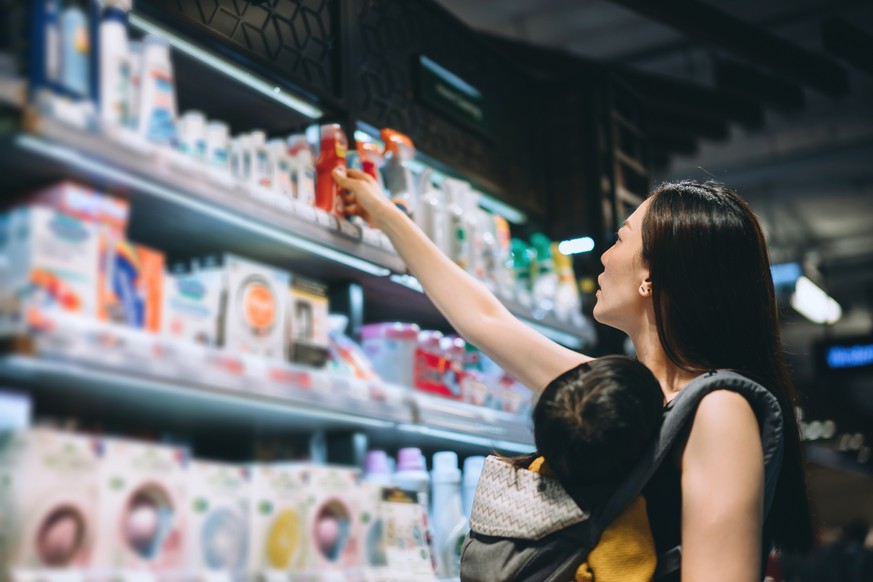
817 335 873 371
416 56 491 137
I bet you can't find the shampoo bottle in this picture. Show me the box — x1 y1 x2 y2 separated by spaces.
415 169 447 254
138 34 178 147
267 139 294 200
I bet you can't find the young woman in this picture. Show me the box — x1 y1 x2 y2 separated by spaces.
333 169 813 580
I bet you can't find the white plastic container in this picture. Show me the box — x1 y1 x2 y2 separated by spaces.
431 451 467 578
205 120 230 171
442 178 470 269
363 450 393 485
249 130 273 194
415 168 448 254
177 110 207 161
392 447 430 509
229 134 252 183
267 138 294 200
138 34 178 146
127 40 143 131
461 455 486 521
361 322 420 387
288 134 316 205
98 5 131 130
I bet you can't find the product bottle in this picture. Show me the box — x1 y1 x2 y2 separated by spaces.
358 141 385 189
477 208 500 292
315 124 348 215
462 455 486 521
138 34 178 147
98 5 131 129
60 0 90 97
463 189 484 280
267 139 293 200
531 233 558 316
394 447 437 574
414 169 447 252
553 243 583 324
288 135 316 205
229 134 252 183
493 215 515 299
363 450 394 485
177 110 206 160
380 129 417 217
205 120 230 171
431 451 467 578
127 40 142 132
511 238 535 308
442 178 470 269
249 130 273 194
44 0 61 85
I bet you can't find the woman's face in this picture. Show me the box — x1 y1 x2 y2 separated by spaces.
593 198 652 333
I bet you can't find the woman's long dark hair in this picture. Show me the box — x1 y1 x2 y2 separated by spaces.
642 180 813 552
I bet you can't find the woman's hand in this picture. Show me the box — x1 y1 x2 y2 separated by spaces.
332 167 398 229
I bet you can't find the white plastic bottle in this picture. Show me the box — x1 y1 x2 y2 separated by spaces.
229 134 252 183
205 120 230 171
393 447 430 507
249 130 273 197
138 34 178 147
462 455 485 521
363 450 393 485
98 5 131 130
463 189 484 280
44 0 61 85
415 168 447 253
287 135 316 206
380 130 417 217
267 139 294 203
442 178 470 269
431 451 468 578
177 110 206 160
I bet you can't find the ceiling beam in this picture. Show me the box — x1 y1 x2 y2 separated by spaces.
822 18 873 77
714 59 806 114
607 0 850 97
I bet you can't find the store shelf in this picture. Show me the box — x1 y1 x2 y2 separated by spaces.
3 113 404 279
0 312 534 455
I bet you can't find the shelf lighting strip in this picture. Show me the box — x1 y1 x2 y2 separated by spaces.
0 355 397 429
15 135 392 277
396 423 534 454
128 13 323 120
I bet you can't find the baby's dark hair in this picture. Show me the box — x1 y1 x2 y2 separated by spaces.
525 356 664 493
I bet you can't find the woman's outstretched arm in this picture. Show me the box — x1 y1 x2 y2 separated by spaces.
333 168 591 392
681 390 765 581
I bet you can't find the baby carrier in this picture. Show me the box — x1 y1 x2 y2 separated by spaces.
460 370 785 582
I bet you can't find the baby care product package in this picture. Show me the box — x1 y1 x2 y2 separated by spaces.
287 277 328 367
248 464 310 576
92 438 188 578
161 268 225 347
0 429 102 580
186 461 250 581
0 206 100 335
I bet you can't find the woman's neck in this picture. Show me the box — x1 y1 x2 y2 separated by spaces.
630 326 698 402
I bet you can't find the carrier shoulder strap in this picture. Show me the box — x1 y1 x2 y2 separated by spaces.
594 370 785 533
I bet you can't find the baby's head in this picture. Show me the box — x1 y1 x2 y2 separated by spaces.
534 356 664 490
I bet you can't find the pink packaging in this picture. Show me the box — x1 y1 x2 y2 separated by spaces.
361 323 420 387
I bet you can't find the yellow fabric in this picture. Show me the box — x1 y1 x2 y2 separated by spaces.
528 456 657 582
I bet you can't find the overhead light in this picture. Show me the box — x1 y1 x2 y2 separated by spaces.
128 13 323 120
558 237 595 255
790 275 841 324
15 135 392 277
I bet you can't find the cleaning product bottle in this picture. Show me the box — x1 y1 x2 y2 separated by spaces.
552 243 584 324
288 134 316 206
394 447 437 574
415 169 447 253
315 124 347 215
431 451 467 578
442 178 470 269
177 111 206 160
380 129 417 217
462 455 486 521
531 233 558 316
98 5 131 130
60 0 90 97
138 34 178 147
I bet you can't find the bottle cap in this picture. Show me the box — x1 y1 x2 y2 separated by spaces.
364 450 391 476
432 451 461 483
396 447 425 472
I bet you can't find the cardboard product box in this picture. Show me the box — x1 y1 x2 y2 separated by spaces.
221 255 290 361
0 429 102 578
26 181 130 236
100 241 165 332
0 206 100 335
379 488 434 581
357 481 389 577
248 464 311 577
160 269 225 348
287 278 329 368
303 466 363 573
92 438 189 578
186 461 250 580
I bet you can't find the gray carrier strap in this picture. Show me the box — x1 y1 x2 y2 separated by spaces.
596 370 785 565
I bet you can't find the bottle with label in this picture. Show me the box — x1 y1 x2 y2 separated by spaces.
442 178 470 269
288 134 316 206
205 121 230 171
415 169 448 254
531 233 558 316
138 34 178 147
98 5 131 130
358 141 385 190
60 0 90 97
315 124 348 215
553 243 583 324
394 447 436 573
431 451 467 578
43 0 62 85
363 450 393 485
177 111 206 161
461 456 485 521
267 139 293 201
229 134 252 184
462 189 485 281
380 129 417 217
511 238 535 309
249 130 274 195
493 215 515 299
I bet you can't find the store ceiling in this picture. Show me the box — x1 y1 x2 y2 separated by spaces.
436 0 873 483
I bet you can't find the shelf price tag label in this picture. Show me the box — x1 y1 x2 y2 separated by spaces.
337 218 361 240
267 366 313 391
295 203 318 223
314 209 338 230
361 226 382 247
